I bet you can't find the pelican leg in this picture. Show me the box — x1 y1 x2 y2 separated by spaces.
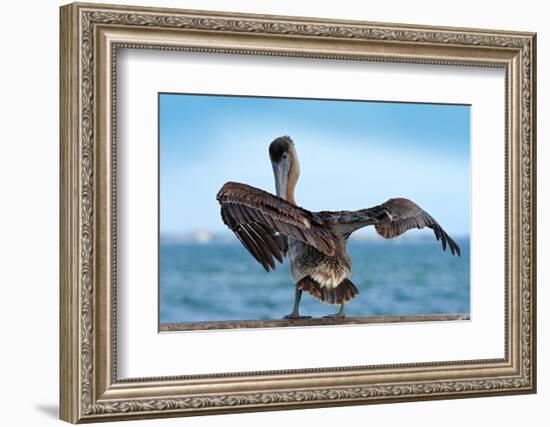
323 303 345 318
283 288 311 319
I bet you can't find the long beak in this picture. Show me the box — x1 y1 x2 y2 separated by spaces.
272 157 291 200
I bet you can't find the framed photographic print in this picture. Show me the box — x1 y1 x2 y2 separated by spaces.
158 94 469 331
60 2 537 423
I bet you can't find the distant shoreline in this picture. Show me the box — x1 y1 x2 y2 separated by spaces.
160 231 470 246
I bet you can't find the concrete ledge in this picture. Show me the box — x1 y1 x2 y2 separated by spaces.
160 313 470 332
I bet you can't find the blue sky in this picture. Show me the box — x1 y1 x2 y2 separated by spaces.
159 94 470 236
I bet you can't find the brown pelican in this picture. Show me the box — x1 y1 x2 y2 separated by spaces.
217 136 460 319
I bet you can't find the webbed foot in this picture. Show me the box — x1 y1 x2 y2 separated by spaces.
323 304 345 318
322 313 346 319
283 313 312 320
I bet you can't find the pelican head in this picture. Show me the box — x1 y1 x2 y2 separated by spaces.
269 136 300 205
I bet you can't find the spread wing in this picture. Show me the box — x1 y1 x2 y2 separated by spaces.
217 182 336 271
324 198 460 256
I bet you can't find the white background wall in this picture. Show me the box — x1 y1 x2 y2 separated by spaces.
0 0 545 425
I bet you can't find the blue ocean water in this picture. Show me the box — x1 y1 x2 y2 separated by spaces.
159 239 470 324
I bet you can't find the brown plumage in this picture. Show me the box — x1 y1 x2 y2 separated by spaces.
217 185 460 271
318 198 460 256
374 198 461 256
216 136 461 318
296 276 359 305
217 182 336 271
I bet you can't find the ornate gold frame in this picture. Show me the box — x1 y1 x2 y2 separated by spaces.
60 2 536 423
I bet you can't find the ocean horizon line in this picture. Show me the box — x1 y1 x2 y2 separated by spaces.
160 229 470 245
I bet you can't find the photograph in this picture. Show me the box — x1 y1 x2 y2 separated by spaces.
159 93 470 326
58 3 536 422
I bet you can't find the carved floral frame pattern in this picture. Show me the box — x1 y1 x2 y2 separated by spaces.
60 2 536 423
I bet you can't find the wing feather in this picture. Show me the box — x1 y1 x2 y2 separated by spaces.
234 225 266 269
217 182 336 271
320 198 460 256
374 198 461 256
244 224 276 270
249 222 284 263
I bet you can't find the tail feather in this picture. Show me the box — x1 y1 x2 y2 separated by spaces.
297 276 359 305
